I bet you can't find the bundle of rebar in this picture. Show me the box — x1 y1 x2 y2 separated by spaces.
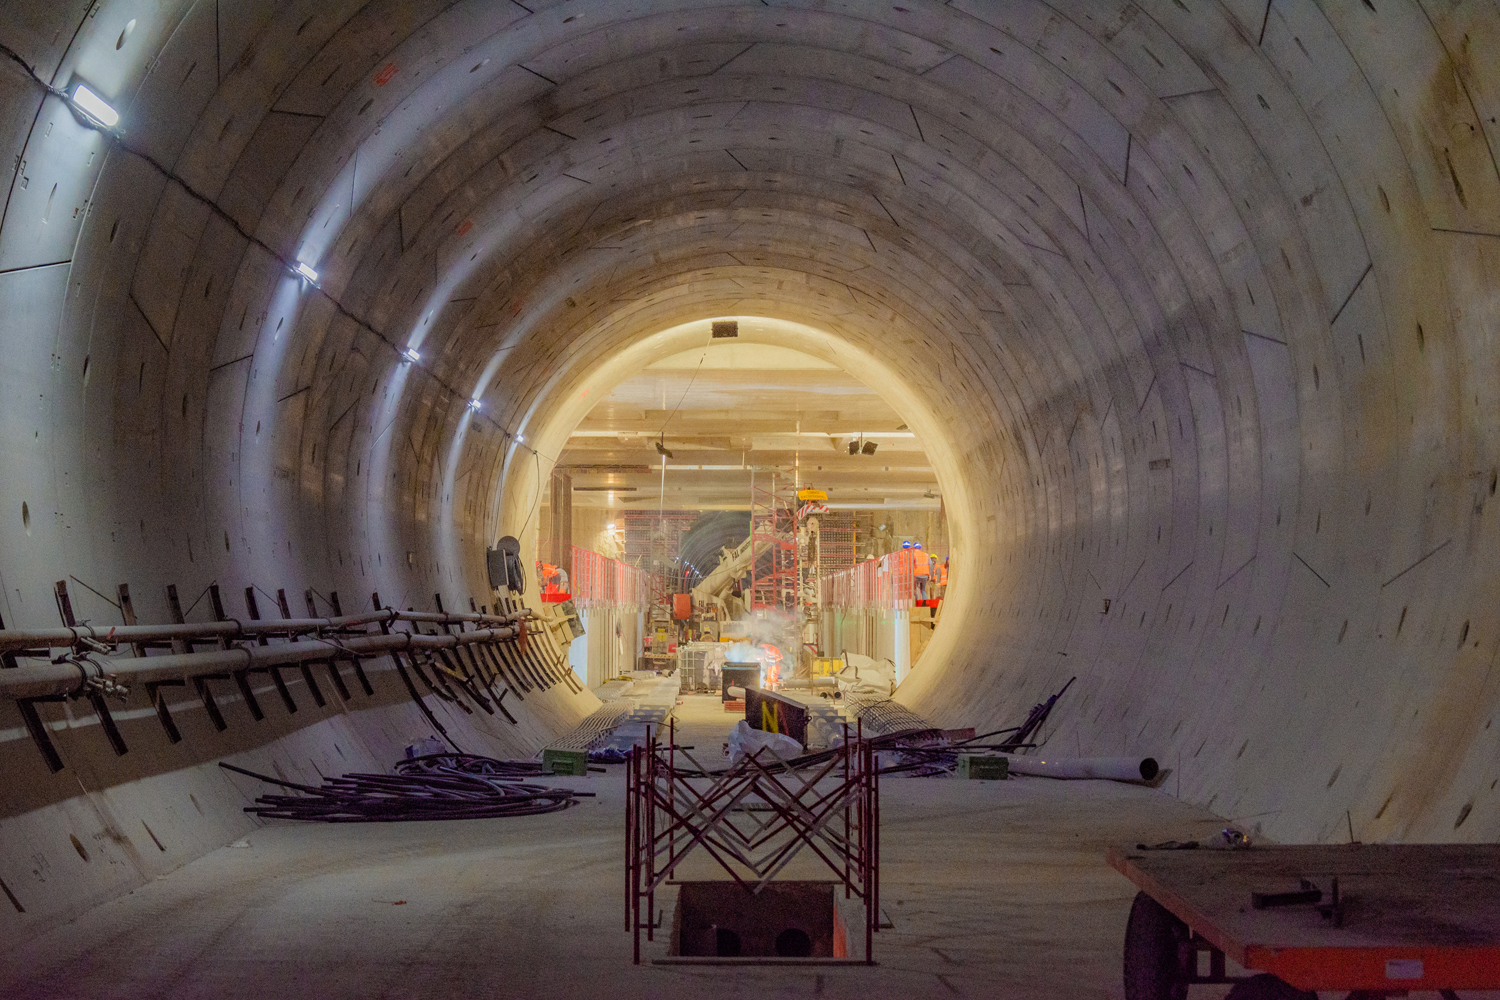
220 760 590 822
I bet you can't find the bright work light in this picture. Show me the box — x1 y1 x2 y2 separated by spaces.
71 83 119 128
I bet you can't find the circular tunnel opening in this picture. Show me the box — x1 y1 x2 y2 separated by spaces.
521 323 953 692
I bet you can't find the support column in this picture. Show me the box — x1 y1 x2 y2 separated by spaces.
549 470 573 583
893 611 911 684
569 610 590 686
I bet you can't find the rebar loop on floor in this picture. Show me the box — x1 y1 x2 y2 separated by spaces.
626 718 881 965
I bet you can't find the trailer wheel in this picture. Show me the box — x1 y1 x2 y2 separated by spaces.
1123 891 1190 1000
1224 974 1317 1000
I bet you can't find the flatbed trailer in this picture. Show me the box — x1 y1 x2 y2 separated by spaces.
1107 843 1500 999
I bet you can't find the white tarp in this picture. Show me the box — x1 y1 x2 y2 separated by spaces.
726 720 802 764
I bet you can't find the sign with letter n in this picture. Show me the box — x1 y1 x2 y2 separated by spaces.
745 688 809 744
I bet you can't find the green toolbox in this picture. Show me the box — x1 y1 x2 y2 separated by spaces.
956 754 1008 780
542 748 588 776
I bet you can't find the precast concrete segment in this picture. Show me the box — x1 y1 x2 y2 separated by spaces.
0 0 1496 940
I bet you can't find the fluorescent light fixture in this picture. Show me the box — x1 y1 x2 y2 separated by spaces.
467 398 482 412
402 347 420 362
71 83 119 128
516 432 524 442
293 261 319 283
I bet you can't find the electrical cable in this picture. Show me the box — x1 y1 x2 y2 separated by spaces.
394 752 544 778
220 758 593 823
517 449 543 538
656 336 711 437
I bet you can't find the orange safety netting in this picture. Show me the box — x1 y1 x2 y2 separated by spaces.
567 545 653 611
821 549 917 610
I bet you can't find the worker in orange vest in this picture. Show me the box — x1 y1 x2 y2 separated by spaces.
938 556 949 598
912 542 931 600
539 562 570 597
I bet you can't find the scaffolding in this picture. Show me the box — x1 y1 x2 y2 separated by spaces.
797 504 830 668
817 510 857 572
625 720 881 964
623 509 699 608
748 470 798 612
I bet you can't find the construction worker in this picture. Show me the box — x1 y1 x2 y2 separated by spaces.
938 556 949 598
538 562 570 598
911 542 930 600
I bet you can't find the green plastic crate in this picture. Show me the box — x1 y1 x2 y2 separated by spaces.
543 748 588 776
957 755 1008 780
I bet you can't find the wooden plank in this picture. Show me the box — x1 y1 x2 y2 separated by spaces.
1107 844 1500 990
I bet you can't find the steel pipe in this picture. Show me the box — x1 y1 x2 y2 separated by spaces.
778 677 839 691
0 625 524 700
398 611 526 625
0 609 526 654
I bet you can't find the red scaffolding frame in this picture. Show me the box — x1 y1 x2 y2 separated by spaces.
625 719 880 965
748 471 798 612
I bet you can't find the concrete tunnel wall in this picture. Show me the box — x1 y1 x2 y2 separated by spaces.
0 0 1497 936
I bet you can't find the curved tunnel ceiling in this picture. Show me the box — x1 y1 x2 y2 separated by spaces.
0 0 1497 885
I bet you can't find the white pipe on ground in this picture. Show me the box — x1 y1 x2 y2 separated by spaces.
999 755 1160 783
778 676 838 691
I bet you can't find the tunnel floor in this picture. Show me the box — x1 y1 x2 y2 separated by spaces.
3 696 1235 1000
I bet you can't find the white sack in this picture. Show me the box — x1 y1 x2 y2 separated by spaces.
726 720 802 764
